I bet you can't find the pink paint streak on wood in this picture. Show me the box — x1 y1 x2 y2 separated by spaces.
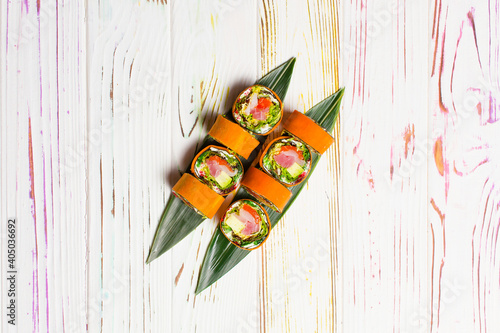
429 0 500 331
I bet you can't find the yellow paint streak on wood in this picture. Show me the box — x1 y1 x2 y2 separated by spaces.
259 0 341 331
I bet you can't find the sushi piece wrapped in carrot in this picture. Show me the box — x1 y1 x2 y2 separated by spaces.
259 136 312 187
208 115 259 159
240 167 292 213
232 85 283 135
191 146 244 196
283 110 334 154
220 199 270 250
172 173 225 219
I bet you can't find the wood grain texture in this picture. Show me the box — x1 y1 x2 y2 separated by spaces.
2 0 499 332
1 0 88 332
342 0 429 332
258 1 342 332
168 2 260 333
86 1 171 332
429 0 500 331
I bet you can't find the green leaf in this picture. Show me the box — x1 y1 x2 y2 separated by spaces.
146 58 296 264
256 58 296 100
195 87 344 294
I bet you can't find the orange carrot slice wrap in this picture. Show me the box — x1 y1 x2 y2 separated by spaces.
282 110 334 154
240 167 292 213
208 115 260 159
172 173 225 219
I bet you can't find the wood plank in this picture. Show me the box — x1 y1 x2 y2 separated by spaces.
258 0 342 332
6 0 500 331
85 1 172 332
429 0 500 331
0 0 88 332
170 1 261 332
341 0 429 332
86 0 261 332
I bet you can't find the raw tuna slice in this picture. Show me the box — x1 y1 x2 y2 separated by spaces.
233 85 283 135
191 145 244 195
236 204 261 236
274 145 305 168
260 137 312 187
249 98 272 120
220 199 271 250
206 155 237 177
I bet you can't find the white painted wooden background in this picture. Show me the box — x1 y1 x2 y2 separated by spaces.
1 0 499 332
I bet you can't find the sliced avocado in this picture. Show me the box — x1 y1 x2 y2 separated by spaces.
215 171 232 189
287 162 304 178
225 215 245 234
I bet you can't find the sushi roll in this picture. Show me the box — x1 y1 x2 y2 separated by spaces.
232 85 283 135
260 136 312 187
191 145 244 196
240 167 292 213
172 173 225 219
220 199 271 250
283 110 334 154
208 115 259 159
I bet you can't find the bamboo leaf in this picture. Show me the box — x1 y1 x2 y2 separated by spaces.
146 58 296 264
195 87 344 294
256 58 296 100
